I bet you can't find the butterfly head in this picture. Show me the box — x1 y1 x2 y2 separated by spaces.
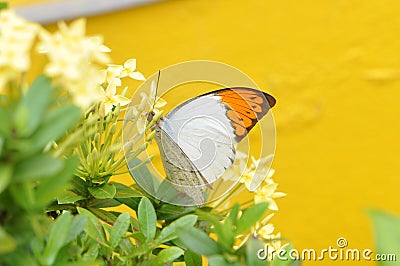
146 110 155 122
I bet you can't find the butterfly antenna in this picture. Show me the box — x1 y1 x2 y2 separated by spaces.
152 70 161 111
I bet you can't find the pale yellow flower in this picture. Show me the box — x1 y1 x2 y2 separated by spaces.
135 80 167 134
245 155 274 189
0 9 39 92
258 223 275 237
67 67 105 109
228 154 273 189
254 179 286 211
83 35 111 64
102 64 124 86
100 80 131 115
222 151 247 182
262 232 286 261
140 80 167 112
37 18 111 109
254 213 274 236
239 172 253 190
254 215 285 260
122 59 145 81
100 58 145 91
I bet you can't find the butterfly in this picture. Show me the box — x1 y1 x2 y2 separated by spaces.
148 87 276 205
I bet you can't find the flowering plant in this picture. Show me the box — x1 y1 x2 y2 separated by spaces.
0 6 295 266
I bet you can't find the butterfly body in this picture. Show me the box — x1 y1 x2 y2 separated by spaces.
151 87 276 205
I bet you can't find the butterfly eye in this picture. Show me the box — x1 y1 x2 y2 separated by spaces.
146 111 155 122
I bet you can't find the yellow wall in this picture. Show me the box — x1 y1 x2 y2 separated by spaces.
11 0 400 265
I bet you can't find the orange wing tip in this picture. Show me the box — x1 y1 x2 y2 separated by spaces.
217 87 276 141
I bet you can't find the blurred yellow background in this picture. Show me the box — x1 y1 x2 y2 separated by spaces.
11 0 400 265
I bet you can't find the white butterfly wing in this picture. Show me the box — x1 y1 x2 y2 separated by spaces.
159 94 236 184
153 125 206 205
156 87 276 187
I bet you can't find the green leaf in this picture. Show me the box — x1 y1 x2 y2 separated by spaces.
87 198 121 208
57 190 85 204
207 255 231 266
157 204 196 221
129 243 155 258
0 2 8 11
113 182 143 198
228 203 240 225
0 106 10 137
82 241 100 262
77 207 108 246
156 178 180 202
40 211 73 265
184 249 202 266
156 214 198 244
29 104 81 153
0 164 12 194
1 249 38 265
35 155 78 206
88 183 116 199
14 154 63 182
115 197 141 212
70 175 88 196
138 197 157 240
128 158 159 195
171 237 186 249
130 216 140 232
236 202 269 235
153 247 184 265
246 237 266 266
0 136 4 156
0 226 16 254
119 238 135 255
197 211 234 252
219 218 235 251
14 75 54 137
109 212 131 248
65 215 87 243
177 226 220 256
8 182 34 210
87 207 117 225
369 210 400 266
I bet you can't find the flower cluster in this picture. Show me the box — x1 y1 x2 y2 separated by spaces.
217 153 287 258
37 18 110 108
0 9 38 92
255 213 286 258
221 153 286 211
102 58 145 86
99 58 149 116
0 8 144 115
133 80 167 134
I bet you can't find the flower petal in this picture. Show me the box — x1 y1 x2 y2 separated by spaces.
267 169 275 178
106 80 117 96
129 71 145 81
113 95 131 107
268 199 278 211
124 58 136 71
271 192 286 198
136 119 147 134
154 97 167 108
104 102 114 115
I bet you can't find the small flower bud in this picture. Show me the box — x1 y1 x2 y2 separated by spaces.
146 131 156 142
